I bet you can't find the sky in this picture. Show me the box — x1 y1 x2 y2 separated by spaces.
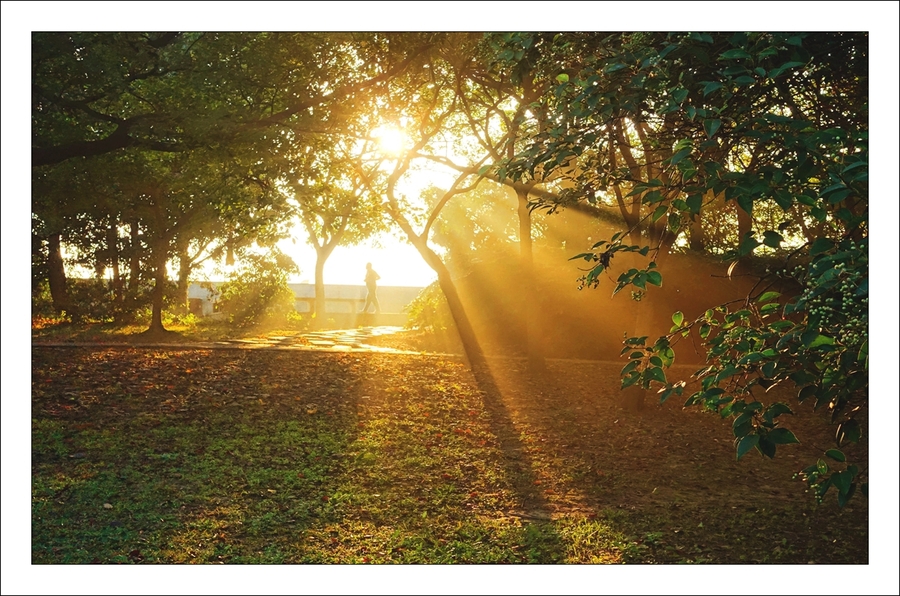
278 232 438 288
4 3 900 595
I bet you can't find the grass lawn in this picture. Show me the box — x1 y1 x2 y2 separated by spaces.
29 344 868 566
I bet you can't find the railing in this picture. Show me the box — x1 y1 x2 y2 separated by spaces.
295 297 366 314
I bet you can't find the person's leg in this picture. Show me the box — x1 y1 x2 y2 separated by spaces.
373 293 380 314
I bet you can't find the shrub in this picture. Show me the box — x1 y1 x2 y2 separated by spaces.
216 251 298 329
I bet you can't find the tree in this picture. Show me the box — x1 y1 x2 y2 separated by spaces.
279 137 385 326
215 249 299 328
493 32 869 505
32 32 435 329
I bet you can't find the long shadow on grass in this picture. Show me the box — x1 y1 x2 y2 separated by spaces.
469 362 556 522
31 346 363 564
481 358 870 564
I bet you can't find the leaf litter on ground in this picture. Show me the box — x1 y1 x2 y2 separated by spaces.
31 346 867 564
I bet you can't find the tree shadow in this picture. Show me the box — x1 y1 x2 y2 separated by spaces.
468 361 558 525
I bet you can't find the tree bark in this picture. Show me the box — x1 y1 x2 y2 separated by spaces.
148 241 168 333
689 212 706 252
737 201 753 271
46 233 71 316
175 244 191 314
314 251 327 327
107 220 123 305
409 237 487 371
516 189 545 372
129 219 141 292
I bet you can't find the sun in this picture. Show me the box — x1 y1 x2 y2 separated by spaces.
373 125 407 157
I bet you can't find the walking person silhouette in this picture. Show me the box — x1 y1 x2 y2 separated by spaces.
360 262 381 314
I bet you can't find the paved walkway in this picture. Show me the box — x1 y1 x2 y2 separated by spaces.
34 326 423 355
221 326 417 353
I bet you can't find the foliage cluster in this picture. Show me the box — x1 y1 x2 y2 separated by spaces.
30 30 872 509
404 281 455 337
489 32 868 505
215 251 299 329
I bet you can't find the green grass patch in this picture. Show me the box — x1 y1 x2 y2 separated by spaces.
31 347 867 564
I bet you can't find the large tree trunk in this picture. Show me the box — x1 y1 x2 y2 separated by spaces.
129 219 141 292
516 190 545 372
736 201 753 271
689 212 706 252
107 220 123 305
409 238 487 372
46 233 71 316
148 242 168 333
313 251 327 328
175 245 191 314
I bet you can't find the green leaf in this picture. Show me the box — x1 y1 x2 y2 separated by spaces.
738 352 764 365
835 419 861 446
622 372 641 389
762 230 783 249
703 118 721 139
757 291 780 304
738 234 759 256
733 419 752 439
645 367 667 384
671 88 689 104
556 73 569 83
768 61 805 78
643 190 664 204
702 81 723 96
672 311 684 326
757 437 776 458
720 48 752 60
773 189 794 210
832 470 851 494
651 205 667 222
797 385 818 403
807 334 835 349
763 403 792 422
736 435 759 460
668 147 692 166
646 270 662 286
825 448 846 462
686 193 703 214
816 459 829 475
768 428 799 445
809 237 834 256
659 346 675 367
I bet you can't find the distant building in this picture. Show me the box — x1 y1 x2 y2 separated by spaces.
188 282 424 321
